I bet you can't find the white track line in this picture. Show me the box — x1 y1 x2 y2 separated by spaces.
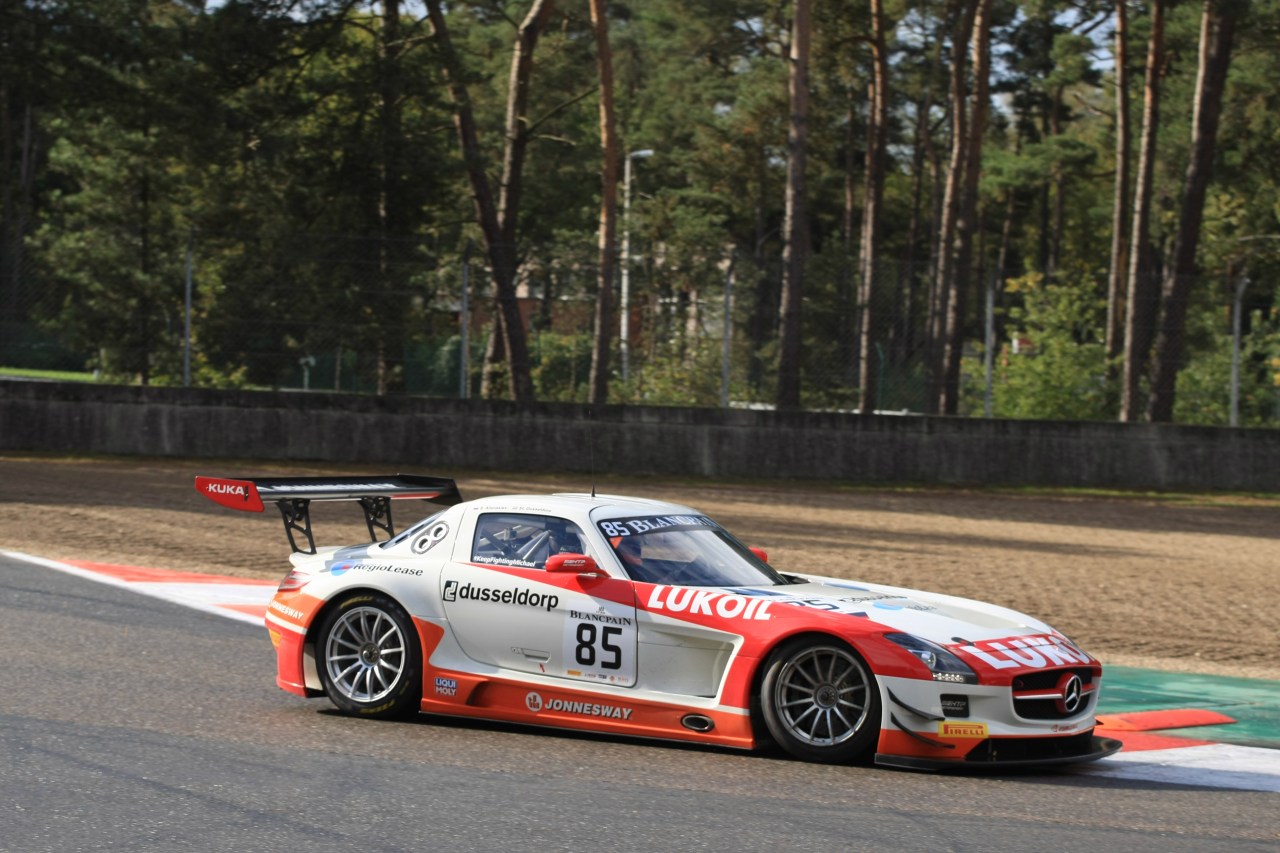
4 550 273 627
1071 743 1280 792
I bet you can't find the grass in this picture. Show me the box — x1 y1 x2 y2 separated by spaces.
0 366 98 382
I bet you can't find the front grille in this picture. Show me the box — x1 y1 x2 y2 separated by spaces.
1011 668 1096 720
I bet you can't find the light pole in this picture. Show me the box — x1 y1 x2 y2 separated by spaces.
459 241 472 400
182 228 193 387
1230 274 1249 427
621 148 653 383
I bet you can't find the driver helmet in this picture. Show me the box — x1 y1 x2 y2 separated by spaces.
613 535 644 571
548 522 582 555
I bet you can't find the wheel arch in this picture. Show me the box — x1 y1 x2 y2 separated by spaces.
302 586 423 697
746 630 874 742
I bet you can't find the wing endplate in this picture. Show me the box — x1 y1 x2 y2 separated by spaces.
195 477 265 512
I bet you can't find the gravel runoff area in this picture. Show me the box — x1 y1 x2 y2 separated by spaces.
2 453 1277 682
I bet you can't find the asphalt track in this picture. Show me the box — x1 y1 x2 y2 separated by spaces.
2 556 1277 853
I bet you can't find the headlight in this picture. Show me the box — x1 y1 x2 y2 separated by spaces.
884 633 978 684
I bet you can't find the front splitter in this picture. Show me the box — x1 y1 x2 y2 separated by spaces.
875 735 1123 772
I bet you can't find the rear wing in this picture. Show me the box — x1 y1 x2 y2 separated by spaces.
195 474 462 554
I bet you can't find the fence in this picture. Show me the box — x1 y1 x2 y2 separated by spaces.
1 228 1276 427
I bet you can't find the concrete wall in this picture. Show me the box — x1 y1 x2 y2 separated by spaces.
2 379 1277 490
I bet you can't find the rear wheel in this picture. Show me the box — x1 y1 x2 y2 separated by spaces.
317 593 421 719
760 637 881 764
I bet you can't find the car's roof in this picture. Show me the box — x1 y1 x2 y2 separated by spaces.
461 492 700 520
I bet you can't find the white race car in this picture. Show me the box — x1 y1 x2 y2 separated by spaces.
197 474 1119 769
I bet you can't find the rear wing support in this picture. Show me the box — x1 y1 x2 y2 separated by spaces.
277 498 315 555
359 496 395 542
196 474 463 554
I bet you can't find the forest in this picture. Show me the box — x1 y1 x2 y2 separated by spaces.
2 0 1278 425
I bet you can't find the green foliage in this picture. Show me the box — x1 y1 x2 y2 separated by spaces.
798 249 858 411
33 114 193 383
990 272 1113 421
1176 309 1280 427
622 337 726 407
531 331 594 403
0 322 88 372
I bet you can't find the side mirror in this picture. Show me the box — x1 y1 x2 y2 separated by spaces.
546 553 599 574
749 547 769 564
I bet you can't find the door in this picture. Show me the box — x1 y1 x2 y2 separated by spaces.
441 511 637 687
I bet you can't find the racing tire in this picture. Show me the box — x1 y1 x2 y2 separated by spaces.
760 637 881 764
316 593 422 719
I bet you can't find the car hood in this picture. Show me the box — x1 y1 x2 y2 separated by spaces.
726 576 1090 660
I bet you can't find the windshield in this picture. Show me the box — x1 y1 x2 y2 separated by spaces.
598 514 786 587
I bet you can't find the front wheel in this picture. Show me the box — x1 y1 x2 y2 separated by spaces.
760 637 881 764
317 593 421 719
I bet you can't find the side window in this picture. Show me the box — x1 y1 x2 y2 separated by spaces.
471 513 591 570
